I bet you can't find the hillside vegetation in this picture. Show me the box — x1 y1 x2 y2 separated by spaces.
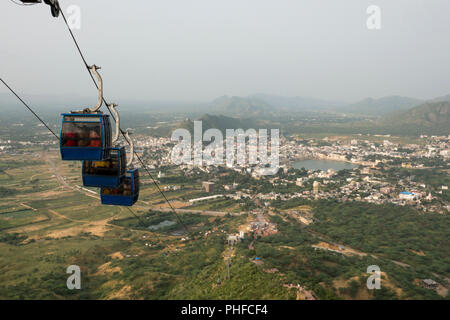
179 114 260 135
380 101 450 136
340 96 423 116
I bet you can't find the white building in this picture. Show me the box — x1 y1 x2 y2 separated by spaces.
399 192 416 201
313 181 320 194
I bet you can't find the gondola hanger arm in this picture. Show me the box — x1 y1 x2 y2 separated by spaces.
109 103 120 145
124 129 135 167
87 65 103 113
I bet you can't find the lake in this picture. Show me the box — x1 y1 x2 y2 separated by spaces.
291 159 358 171
147 220 176 231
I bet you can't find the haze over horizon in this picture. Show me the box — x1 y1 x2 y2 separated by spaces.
1 0 450 103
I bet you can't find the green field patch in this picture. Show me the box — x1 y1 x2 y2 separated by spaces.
57 203 121 222
0 160 44 171
27 193 97 210
187 198 237 211
112 210 211 235
0 205 22 214
0 207 31 215
0 210 49 230
0 236 126 298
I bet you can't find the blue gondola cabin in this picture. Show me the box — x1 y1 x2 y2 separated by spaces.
60 113 112 161
82 147 126 188
101 169 139 206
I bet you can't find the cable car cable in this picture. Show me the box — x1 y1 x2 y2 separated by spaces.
0 75 186 237
0 77 59 140
125 207 148 228
125 207 164 244
0 78 157 235
58 10 190 236
60 10 98 90
4 2 189 236
134 152 189 233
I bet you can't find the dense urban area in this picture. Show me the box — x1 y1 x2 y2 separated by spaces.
0 114 448 299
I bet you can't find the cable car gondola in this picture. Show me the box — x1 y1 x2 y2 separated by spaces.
101 169 140 206
59 65 112 161
60 112 112 160
81 103 125 187
9 3 148 210
82 146 126 188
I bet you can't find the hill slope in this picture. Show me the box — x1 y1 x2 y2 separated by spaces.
208 96 273 118
250 93 343 111
380 101 450 135
340 96 423 116
179 114 260 135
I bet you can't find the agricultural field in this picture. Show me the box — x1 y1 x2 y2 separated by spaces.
1 149 448 300
0 150 294 299
186 198 241 213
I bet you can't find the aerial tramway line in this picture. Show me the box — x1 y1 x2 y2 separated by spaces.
11 0 140 206
3 0 189 234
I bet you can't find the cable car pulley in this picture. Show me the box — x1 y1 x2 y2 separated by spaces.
19 0 60 18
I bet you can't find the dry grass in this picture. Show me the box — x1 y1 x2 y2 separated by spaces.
94 262 122 276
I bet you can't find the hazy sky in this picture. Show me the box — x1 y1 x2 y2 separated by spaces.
1 0 450 103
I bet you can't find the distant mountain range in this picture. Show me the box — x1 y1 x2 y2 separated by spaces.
379 101 450 136
205 96 273 118
180 114 260 135
202 94 450 118
428 94 450 103
2 90 449 136
3 90 450 118
195 95 449 136
249 94 343 111
339 96 423 116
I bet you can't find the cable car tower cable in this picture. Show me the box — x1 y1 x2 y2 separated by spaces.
57 8 190 235
0 77 59 140
0 77 154 236
6 0 189 235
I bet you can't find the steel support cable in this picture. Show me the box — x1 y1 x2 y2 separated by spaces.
59 10 190 236
0 77 159 238
0 77 59 140
125 207 165 243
